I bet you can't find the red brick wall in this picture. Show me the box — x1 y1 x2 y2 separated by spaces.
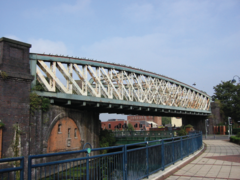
127 116 154 121
101 121 127 131
47 117 81 153
153 116 162 126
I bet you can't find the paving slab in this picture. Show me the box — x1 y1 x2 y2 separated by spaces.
144 140 240 180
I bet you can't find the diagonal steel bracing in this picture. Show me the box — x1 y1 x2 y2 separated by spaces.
29 54 211 114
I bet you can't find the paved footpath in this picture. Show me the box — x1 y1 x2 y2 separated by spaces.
165 140 240 180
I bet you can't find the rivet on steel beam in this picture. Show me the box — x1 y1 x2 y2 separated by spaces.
95 103 100 107
80 102 86 106
66 100 71 105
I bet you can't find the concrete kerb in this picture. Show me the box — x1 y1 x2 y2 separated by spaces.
142 143 206 180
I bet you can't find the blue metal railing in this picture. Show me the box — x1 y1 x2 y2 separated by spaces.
0 156 24 180
0 132 202 180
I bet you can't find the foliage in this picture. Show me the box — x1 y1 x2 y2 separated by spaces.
230 136 240 144
233 128 240 134
217 123 225 126
162 116 171 126
185 124 193 128
0 71 8 80
12 123 21 180
99 129 116 154
0 122 5 128
127 123 135 131
177 128 187 136
212 81 240 122
237 132 240 137
30 93 50 114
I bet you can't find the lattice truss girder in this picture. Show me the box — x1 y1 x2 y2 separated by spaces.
36 60 210 111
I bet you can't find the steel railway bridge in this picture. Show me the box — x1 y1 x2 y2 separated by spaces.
29 53 211 117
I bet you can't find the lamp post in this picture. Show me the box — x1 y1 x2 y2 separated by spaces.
205 119 209 139
231 75 240 84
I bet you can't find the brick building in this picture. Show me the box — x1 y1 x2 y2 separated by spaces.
101 119 128 131
101 118 159 131
127 115 162 126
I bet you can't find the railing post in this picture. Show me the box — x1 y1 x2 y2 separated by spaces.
146 141 149 178
86 154 89 180
192 135 194 154
83 143 92 180
161 140 165 170
172 137 174 164
122 147 126 180
180 137 183 160
124 145 127 180
28 156 32 180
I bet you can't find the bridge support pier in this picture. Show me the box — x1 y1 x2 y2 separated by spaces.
0 37 100 179
182 115 210 134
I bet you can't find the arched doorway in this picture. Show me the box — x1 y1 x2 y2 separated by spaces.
47 117 81 153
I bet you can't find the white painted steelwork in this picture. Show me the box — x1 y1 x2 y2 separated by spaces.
32 55 210 111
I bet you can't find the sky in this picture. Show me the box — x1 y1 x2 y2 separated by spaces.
1 0 240 121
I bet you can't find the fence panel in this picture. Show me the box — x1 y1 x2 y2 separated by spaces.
1 132 203 180
0 157 24 180
164 142 173 167
148 144 163 173
127 146 147 180
174 139 181 162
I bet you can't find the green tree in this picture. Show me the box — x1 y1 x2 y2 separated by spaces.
162 116 171 126
212 81 240 122
127 123 135 131
99 129 116 153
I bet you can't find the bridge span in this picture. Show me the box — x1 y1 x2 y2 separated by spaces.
0 37 212 176
29 53 211 117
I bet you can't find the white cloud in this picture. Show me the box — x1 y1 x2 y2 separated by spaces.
80 30 240 96
4 35 21 41
29 38 70 55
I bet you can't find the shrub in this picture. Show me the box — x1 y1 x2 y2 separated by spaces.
233 128 240 135
99 129 116 154
0 122 5 128
177 128 187 136
230 136 240 143
236 132 240 138
185 124 193 128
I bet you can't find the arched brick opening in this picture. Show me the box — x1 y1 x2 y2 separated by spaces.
47 117 81 153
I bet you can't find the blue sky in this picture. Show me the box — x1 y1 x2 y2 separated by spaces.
1 0 240 121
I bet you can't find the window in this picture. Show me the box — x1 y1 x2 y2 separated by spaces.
67 139 71 147
139 124 142 128
68 128 71 138
58 124 62 133
108 124 111 129
74 128 77 138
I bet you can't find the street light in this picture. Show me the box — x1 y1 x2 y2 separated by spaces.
231 75 240 84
